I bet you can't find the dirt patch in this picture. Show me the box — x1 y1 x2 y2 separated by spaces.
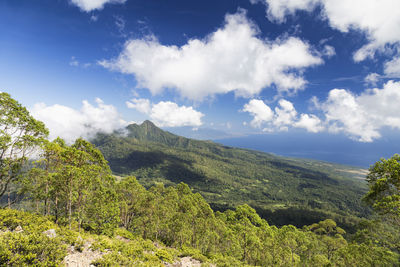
165 256 207 267
337 168 369 179
63 241 105 267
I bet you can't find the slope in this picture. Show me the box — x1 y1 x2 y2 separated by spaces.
92 121 370 227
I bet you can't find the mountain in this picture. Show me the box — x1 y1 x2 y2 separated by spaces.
92 121 370 228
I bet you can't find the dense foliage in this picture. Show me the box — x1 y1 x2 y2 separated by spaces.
364 154 400 222
1 94 399 266
1 180 399 266
0 92 48 200
92 121 369 228
0 208 184 266
20 138 120 235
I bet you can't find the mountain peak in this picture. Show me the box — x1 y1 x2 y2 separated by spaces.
141 120 157 128
125 120 189 146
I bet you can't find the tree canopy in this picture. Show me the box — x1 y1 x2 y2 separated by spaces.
364 154 400 221
0 92 48 199
0 93 399 266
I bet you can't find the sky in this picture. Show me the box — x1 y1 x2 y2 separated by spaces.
1 0 400 165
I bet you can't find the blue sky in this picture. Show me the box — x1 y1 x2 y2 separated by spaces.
2 0 400 163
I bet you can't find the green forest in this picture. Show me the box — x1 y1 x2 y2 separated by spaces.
1 91 400 266
92 120 369 230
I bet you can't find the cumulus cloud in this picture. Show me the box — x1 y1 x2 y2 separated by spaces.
242 98 324 133
261 0 320 23
256 0 400 61
273 99 297 131
244 81 400 142
242 99 274 128
315 80 400 142
384 57 400 78
126 98 151 114
70 0 126 12
101 10 323 101
294 114 324 133
126 98 204 127
31 98 128 142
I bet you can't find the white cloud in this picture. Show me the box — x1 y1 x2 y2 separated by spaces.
126 98 204 127
273 99 297 130
244 81 400 141
316 80 400 142
261 0 319 23
70 0 126 12
318 89 379 142
101 10 323 101
364 73 381 86
257 0 400 61
294 114 324 133
242 99 274 128
384 57 400 78
126 98 151 114
31 98 128 142
242 98 324 133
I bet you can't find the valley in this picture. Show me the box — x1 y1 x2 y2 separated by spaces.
92 121 370 228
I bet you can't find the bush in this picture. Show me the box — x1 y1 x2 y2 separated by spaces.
92 252 134 266
156 248 173 263
0 232 66 266
0 209 56 233
180 246 209 263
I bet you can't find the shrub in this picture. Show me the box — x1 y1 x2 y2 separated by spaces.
0 232 66 266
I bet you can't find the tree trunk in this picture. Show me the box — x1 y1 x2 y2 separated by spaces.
55 197 59 223
69 176 72 229
45 181 50 216
7 191 11 209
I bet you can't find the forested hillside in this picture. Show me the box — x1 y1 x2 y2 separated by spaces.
92 121 369 228
1 92 400 266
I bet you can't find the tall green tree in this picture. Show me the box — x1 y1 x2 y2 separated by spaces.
364 154 400 222
0 92 48 200
55 138 119 233
117 176 148 229
23 137 119 234
22 138 65 215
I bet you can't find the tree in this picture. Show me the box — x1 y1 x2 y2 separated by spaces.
22 137 120 234
116 176 147 229
21 138 65 215
53 138 119 233
364 154 400 222
0 92 48 200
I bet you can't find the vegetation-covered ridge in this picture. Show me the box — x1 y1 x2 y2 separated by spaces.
1 92 400 266
92 120 369 227
1 182 399 266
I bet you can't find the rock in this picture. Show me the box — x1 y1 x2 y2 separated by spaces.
14 225 23 233
43 229 57 238
63 246 105 267
165 256 203 267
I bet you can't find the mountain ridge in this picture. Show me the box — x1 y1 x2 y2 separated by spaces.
92 120 369 228
124 120 215 148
